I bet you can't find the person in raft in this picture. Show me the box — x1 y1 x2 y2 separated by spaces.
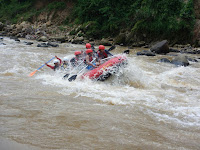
45 56 62 71
61 57 69 70
81 43 94 58
85 49 98 70
70 51 83 67
97 45 113 59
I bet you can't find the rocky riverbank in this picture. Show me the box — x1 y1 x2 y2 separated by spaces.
1 21 200 67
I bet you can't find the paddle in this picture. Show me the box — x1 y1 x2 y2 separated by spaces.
108 45 116 51
28 57 55 77
123 49 129 54
68 58 96 82
63 60 85 79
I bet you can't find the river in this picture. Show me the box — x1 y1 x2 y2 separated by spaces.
0 37 200 150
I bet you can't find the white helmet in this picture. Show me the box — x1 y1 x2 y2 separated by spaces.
63 57 68 62
53 59 59 64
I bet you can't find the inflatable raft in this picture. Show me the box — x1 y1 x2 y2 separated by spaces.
81 54 127 81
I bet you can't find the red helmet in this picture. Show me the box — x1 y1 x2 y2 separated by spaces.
86 43 91 49
86 49 93 54
74 51 81 56
99 45 105 50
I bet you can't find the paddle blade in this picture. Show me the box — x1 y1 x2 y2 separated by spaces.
108 45 116 51
68 75 77 82
63 73 69 79
123 50 130 54
29 70 37 77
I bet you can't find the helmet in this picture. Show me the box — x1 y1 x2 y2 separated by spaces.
53 59 59 64
86 49 93 54
86 43 91 49
63 57 68 62
99 45 105 50
74 51 81 56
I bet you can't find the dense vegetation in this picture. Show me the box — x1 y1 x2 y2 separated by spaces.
72 0 195 43
0 0 196 44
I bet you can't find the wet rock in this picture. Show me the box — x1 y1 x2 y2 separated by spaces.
37 36 48 42
71 36 84 44
187 58 198 62
157 58 171 63
15 38 20 42
49 36 67 43
132 41 146 47
0 31 7 36
171 55 189 66
169 48 180 53
0 42 6 45
137 50 156 56
150 40 170 54
37 43 49 47
47 42 59 47
25 42 34 45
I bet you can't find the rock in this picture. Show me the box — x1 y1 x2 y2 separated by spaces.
132 41 146 47
0 22 5 31
187 58 198 62
71 36 84 44
15 38 20 42
158 58 171 63
169 48 180 53
99 38 112 46
25 42 33 45
171 55 189 66
49 36 67 43
137 50 156 56
0 42 6 45
150 40 170 54
47 42 59 47
114 33 126 45
37 36 48 42
37 43 49 47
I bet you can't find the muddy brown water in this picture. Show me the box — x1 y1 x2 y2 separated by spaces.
0 37 200 150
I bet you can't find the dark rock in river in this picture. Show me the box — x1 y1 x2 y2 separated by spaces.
37 43 49 47
158 58 171 63
171 55 189 67
150 40 170 54
47 42 59 47
187 58 198 62
25 42 33 45
137 50 156 56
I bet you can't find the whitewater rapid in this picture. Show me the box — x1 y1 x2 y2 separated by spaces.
0 37 200 149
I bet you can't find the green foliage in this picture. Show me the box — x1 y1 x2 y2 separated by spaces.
72 0 195 43
47 2 66 11
58 26 66 31
0 0 35 23
0 0 196 43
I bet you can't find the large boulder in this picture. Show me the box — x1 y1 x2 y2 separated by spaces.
150 40 170 54
171 55 189 66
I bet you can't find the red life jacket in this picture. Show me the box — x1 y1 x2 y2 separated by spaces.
97 50 108 59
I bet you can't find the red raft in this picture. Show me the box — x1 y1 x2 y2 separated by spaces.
81 54 127 81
